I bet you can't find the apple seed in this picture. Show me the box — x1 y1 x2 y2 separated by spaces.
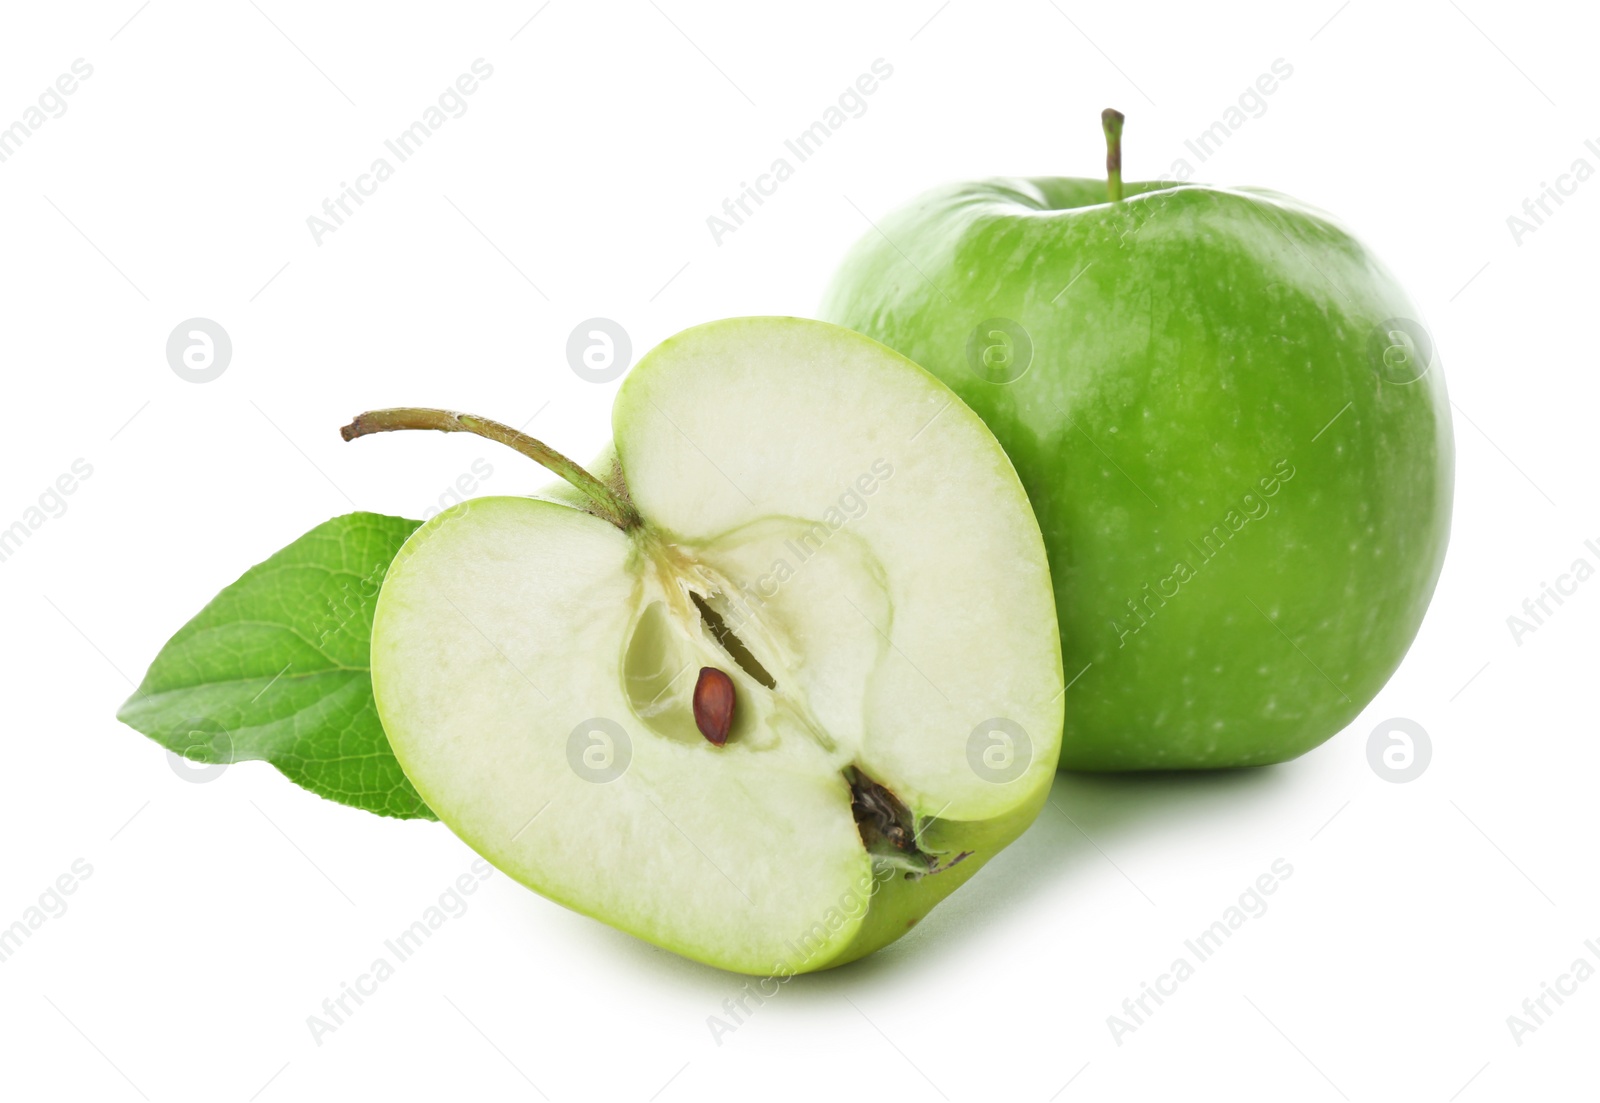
693 667 735 746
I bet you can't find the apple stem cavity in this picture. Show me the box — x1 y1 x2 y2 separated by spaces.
1101 107 1125 203
339 407 643 532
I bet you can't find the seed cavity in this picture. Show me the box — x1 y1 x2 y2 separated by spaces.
690 592 776 689
693 667 735 746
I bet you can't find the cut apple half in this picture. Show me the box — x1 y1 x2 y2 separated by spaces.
360 317 1063 974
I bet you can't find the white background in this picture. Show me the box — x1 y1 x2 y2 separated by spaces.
1 1 1595 1100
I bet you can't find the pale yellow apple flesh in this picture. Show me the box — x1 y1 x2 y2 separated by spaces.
371 318 1063 974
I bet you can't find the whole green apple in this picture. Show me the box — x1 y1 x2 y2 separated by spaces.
820 111 1452 770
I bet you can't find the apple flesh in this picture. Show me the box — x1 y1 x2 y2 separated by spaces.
821 177 1453 770
363 318 1063 974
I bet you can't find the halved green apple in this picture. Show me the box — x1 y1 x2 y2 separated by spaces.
356 317 1062 974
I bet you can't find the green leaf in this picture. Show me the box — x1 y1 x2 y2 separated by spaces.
117 512 435 819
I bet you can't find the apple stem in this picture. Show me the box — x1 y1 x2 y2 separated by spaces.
1101 107 1125 203
340 407 643 531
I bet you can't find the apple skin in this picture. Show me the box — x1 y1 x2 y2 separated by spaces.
821 178 1453 770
